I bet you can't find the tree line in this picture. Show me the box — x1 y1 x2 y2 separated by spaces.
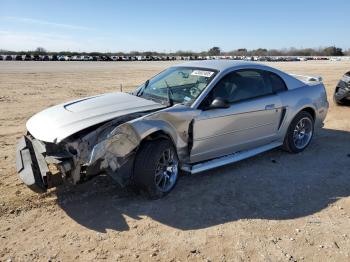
0 46 348 57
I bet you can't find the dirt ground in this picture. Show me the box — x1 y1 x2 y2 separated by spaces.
0 60 349 262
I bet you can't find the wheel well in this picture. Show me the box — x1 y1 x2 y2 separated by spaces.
144 130 172 142
300 107 315 121
136 131 177 160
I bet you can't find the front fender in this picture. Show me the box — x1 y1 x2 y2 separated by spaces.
89 106 198 172
131 120 186 149
89 123 140 165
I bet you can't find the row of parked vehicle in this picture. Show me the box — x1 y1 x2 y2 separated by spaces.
0 54 179 61
0 54 338 62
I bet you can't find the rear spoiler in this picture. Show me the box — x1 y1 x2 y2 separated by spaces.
289 74 323 84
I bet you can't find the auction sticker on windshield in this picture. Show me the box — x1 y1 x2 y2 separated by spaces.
191 70 214 78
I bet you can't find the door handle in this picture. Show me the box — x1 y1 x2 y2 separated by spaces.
265 104 275 110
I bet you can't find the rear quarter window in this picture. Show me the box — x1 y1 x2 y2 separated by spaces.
267 72 287 93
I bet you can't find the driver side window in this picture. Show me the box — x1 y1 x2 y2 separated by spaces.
202 69 273 108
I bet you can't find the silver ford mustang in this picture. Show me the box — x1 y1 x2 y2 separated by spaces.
16 60 328 198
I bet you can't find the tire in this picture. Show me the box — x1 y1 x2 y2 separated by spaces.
334 87 350 106
334 88 345 105
133 139 179 199
333 97 344 105
334 94 350 106
283 111 314 153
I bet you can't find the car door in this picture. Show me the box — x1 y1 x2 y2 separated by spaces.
190 69 284 163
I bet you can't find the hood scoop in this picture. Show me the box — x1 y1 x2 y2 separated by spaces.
64 96 99 112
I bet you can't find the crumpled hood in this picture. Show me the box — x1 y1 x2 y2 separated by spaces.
26 92 164 143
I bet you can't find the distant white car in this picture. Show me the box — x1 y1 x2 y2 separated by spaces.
16 60 328 198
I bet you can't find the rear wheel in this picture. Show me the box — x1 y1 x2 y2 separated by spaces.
283 111 314 153
134 139 179 199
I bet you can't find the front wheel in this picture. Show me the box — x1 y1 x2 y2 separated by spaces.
133 139 179 199
283 111 314 153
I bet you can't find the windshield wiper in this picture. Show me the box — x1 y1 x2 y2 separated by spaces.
144 79 150 88
136 79 149 97
164 80 174 106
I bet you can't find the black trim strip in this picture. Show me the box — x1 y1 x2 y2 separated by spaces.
278 107 287 130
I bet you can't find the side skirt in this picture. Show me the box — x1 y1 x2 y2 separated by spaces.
181 141 282 174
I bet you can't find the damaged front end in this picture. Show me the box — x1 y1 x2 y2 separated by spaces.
16 100 198 193
16 135 73 192
16 116 144 192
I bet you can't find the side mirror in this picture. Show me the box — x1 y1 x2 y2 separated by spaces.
209 97 230 109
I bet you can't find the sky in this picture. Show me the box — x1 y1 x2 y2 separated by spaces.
0 0 349 52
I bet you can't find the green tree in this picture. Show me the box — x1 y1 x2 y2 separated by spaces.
35 47 47 55
253 48 268 56
236 48 248 56
323 46 344 56
208 46 221 56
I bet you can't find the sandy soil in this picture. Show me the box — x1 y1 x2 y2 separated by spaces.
0 61 350 262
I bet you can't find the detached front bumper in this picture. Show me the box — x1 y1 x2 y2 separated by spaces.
16 129 138 192
16 135 63 192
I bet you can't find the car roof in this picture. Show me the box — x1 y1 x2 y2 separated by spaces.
176 60 259 71
176 59 307 91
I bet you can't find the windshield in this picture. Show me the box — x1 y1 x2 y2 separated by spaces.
135 67 217 105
